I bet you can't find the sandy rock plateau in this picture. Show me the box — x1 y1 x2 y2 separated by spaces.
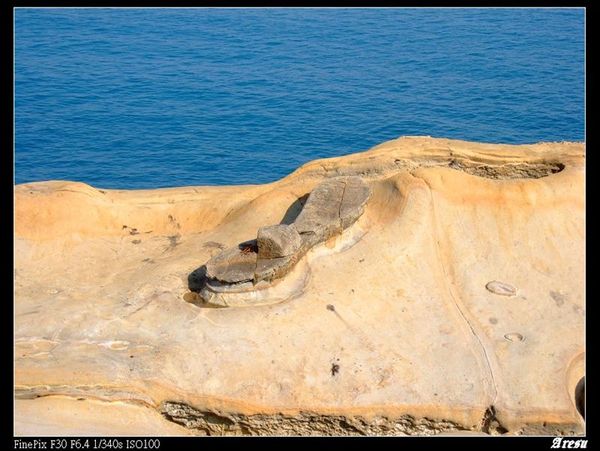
14 136 585 436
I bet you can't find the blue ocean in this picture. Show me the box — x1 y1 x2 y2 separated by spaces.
15 8 584 189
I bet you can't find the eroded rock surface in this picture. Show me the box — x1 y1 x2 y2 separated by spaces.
205 245 256 284
199 176 371 306
486 281 517 297
257 224 301 259
14 137 585 436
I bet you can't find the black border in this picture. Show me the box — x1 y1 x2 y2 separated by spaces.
6 2 590 450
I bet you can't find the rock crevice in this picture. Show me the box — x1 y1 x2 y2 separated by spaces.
160 401 469 436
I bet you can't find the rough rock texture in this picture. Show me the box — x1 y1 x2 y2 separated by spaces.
257 224 301 259
14 136 585 436
254 254 296 284
205 246 256 284
293 176 371 248
294 178 347 238
199 176 371 306
340 177 372 229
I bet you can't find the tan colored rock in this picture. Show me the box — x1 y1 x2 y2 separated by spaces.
14 136 585 436
14 397 193 436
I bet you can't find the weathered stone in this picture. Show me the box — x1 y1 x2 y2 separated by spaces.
254 255 296 283
202 176 370 292
340 177 371 229
294 176 370 241
298 230 321 251
293 178 346 239
205 247 257 284
257 224 301 259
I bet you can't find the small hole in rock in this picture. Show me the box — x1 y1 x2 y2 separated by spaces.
504 332 524 342
238 240 258 254
331 363 340 376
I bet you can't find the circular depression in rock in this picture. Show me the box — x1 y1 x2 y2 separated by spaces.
503 332 524 342
486 281 517 297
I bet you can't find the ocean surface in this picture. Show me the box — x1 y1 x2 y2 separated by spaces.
15 8 584 189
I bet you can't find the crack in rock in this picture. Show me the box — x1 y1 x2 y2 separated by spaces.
481 405 509 435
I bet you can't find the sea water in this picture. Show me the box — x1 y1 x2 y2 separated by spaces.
15 8 584 189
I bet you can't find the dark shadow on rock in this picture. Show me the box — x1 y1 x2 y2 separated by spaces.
186 265 230 309
280 193 309 225
187 177 371 307
575 376 585 419
238 239 258 253
188 265 208 293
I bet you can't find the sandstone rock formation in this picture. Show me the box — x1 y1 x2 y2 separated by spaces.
14 136 585 436
199 176 370 307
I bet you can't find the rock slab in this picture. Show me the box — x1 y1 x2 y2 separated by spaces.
200 176 371 304
257 224 301 259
